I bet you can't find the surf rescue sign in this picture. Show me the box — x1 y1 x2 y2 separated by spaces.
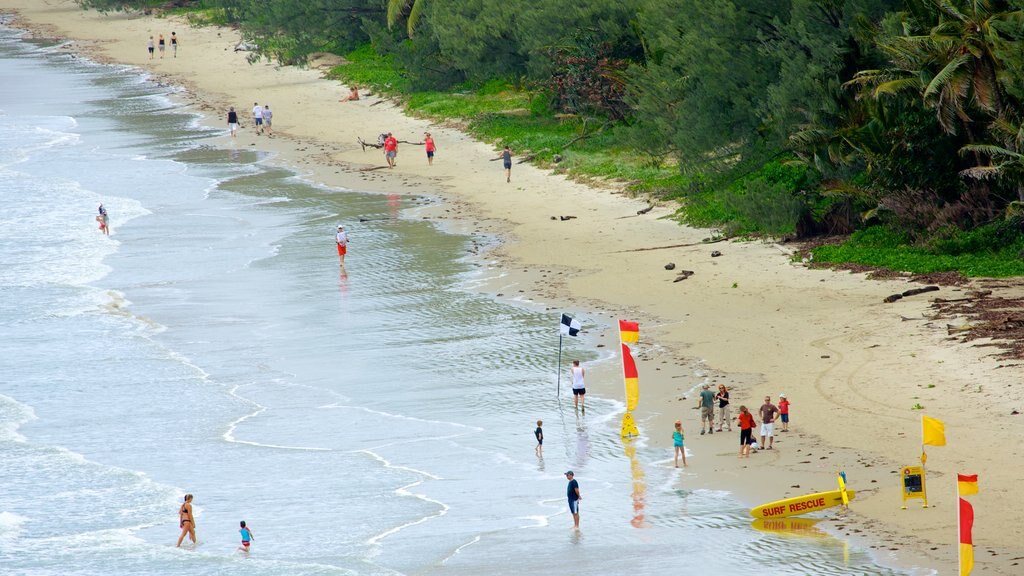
761 496 827 517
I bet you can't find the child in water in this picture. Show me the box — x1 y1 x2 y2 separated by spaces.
238 520 254 552
535 420 544 456
673 420 687 467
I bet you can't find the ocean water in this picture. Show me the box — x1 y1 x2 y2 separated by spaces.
0 24 924 575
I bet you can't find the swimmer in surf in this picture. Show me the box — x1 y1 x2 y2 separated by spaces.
176 494 196 547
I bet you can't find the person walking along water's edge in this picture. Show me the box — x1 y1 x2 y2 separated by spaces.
227 106 238 138
176 494 196 547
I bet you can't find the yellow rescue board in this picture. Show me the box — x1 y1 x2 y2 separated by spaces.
750 489 855 519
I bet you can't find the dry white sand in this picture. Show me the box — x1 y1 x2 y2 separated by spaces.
6 2 1024 572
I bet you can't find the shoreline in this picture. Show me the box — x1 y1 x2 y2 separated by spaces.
4 3 1024 573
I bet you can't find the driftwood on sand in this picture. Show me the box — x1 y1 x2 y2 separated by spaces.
357 136 425 152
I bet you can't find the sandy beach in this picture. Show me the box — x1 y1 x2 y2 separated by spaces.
5 1 1024 572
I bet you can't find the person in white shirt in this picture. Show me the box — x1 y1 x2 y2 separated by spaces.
252 102 263 135
335 225 349 266
570 360 585 412
262 105 273 136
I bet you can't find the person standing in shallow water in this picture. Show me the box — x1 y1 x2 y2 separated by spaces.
176 494 196 547
570 359 585 412
565 471 581 529
335 225 349 267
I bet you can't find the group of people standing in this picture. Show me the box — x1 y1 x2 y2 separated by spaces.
679 385 792 460
146 32 178 59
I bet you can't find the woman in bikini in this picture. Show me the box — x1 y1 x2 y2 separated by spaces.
176 493 196 547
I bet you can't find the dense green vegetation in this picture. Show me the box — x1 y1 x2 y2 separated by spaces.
79 0 1024 276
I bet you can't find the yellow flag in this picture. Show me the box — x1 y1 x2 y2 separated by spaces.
922 415 946 446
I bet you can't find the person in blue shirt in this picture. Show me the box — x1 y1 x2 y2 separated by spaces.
534 420 544 457
565 471 581 529
238 520 254 552
673 420 687 467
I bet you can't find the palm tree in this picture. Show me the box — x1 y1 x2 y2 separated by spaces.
387 0 427 38
849 0 1024 200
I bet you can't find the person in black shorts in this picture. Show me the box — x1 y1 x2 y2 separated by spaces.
171 32 178 57
535 420 543 456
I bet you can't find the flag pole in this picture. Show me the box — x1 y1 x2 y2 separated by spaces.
920 415 929 508
557 333 563 397
956 478 962 576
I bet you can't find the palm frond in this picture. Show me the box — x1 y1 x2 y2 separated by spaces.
923 53 971 100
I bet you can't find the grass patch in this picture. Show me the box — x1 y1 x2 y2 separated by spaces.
327 45 409 92
812 225 1024 277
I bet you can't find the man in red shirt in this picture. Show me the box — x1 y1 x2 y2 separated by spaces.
384 132 398 168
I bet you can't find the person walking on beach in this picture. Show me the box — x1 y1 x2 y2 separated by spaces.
238 520 254 553
97 203 110 236
252 102 264 135
778 394 790 432
335 224 349 266
147 36 154 59
698 384 715 435
570 360 586 412
227 106 238 138
736 406 756 458
715 384 731 432
565 471 581 529
262 105 273 136
384 132 398 168
176 494 196 547
171 32 177 57
158 34 165 58
673 420 687 467
498 145 512 182
424 132 436 165
759 396 780 450
535 419 544 457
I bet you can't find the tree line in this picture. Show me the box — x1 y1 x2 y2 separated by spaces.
80 0 1024 243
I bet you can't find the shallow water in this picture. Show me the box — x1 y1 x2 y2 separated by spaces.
0 24 927 575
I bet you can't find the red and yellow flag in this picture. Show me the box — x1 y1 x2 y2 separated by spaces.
622 343 639 411
958 473 978 496
958 473 978 576
619 319 639 343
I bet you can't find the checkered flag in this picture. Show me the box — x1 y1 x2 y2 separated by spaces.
560 314 581 337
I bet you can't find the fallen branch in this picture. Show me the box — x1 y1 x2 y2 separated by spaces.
617 237 728 253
